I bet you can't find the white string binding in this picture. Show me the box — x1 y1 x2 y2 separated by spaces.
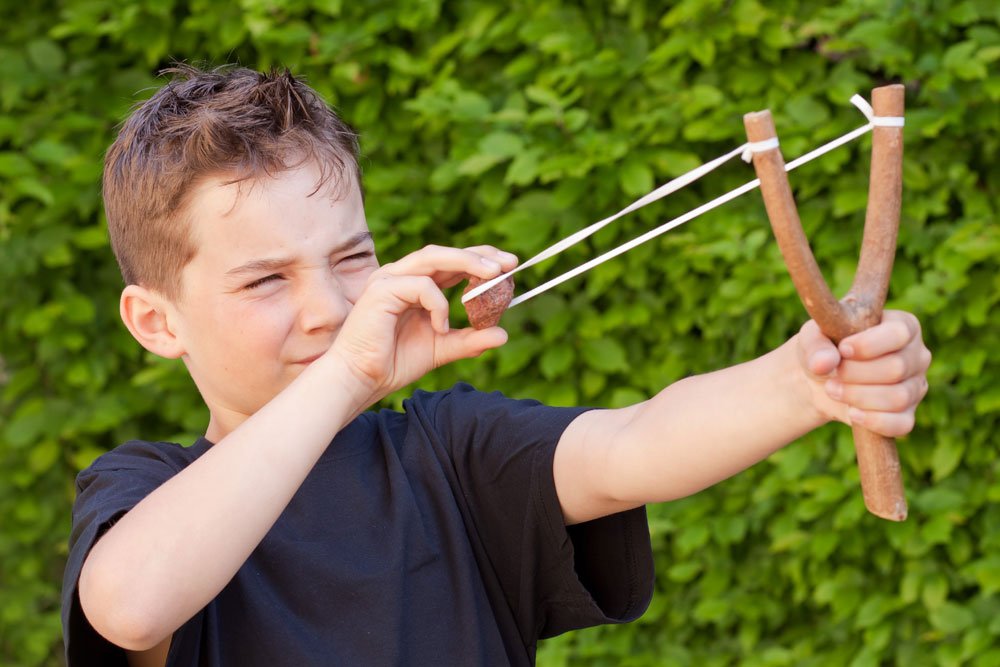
468 93 902 309
849 94 905 127
741 137 779 162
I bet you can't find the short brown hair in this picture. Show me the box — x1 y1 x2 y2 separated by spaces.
103 63 360 299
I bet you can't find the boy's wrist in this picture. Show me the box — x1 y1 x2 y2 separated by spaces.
782 334 835 430
313 348 381 416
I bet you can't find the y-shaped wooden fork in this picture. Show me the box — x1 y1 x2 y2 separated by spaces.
743 85 907 521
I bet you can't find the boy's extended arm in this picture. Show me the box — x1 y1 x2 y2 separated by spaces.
78 246 514 651
553 311 931 525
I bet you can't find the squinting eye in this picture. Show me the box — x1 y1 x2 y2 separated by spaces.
337 251 374 268
243 274 282 290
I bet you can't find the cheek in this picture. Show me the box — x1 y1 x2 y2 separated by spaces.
224 298 297 354
341 267 377 303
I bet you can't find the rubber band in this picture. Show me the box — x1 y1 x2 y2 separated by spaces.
508 178 763 308
461 142 753 303
466 92 900 309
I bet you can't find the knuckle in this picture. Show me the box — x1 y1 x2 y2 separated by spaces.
875 413 910 438
891 320 911 346
907 379 923 406
888 355 908 383
897 412 916 435
418 276 439 294
889 386 912 412
887 308 918 332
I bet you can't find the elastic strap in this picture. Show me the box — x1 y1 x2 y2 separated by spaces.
465 92 904 308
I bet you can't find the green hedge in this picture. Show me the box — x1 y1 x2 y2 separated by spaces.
1 1 998 665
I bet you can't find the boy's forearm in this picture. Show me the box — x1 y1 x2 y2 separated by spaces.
608 338 826 503
556 337 827 523
79 354 366 650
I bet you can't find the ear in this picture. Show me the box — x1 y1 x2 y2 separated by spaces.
119 285 186 359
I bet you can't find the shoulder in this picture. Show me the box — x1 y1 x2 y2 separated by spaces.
76 438 209 492
396 382 591 455
401 382 546 419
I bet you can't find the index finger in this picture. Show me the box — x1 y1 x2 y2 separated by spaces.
840 311 920 360
381 244 505 285
463 245 519 272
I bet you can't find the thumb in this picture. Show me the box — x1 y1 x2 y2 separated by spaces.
433 326 509 368
797 319 841 378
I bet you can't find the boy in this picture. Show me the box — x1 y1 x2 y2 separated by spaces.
62 65 931 666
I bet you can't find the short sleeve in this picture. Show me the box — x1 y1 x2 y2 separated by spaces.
421 384 654 644
61 440 197 666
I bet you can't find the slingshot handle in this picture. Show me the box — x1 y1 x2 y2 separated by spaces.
743 85 907 521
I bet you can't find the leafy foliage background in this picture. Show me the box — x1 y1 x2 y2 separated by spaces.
1 1 998 665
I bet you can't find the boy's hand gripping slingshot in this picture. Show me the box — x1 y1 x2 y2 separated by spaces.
743 84 907 521
462 86 908 520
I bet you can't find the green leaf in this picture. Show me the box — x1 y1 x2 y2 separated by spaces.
539 345 574 379
962 557 1000 595
4 399 47 448
609 387 645 408
63 293 96 324
478 132 525 160
26 39 65 74
457 153 504 176
944 41 987 80
0 152 36 176
495 337 542 377
505 148 542 186
929 602 975 634
915 487 965 513
922 574 949 609
854 595 895 629
784 95 830 127
974 384 1000 414
930 436 964 481
667 561 702 582
72 225 109 249
619 159 654 197
580 338 628 373
12 178 54 206
27 439 60 473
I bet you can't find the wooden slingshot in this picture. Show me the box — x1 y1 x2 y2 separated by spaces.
743 85 907 521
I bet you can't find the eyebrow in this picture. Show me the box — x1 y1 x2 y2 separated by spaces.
225 231 374 277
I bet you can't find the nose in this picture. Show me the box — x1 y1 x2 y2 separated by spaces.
295 271 352 334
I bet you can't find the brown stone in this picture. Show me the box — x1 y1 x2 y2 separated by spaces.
463 275 514 329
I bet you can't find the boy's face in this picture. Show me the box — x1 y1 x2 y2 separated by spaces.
168 162 377 439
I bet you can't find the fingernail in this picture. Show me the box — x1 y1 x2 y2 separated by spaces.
848 407 865 426
825 379 843 400
480 257 501 269
500 251 518 262
840 343 855 359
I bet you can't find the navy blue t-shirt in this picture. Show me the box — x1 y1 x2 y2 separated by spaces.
62 384 653 665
